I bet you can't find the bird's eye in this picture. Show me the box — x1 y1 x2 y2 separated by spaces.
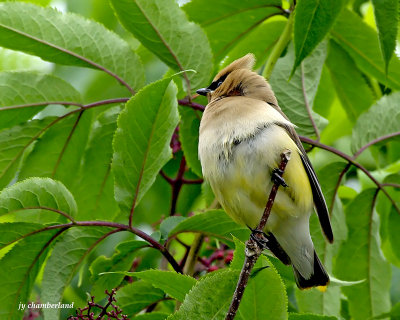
217 81 223 87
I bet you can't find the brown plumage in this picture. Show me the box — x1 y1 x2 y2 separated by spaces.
197 53 332 289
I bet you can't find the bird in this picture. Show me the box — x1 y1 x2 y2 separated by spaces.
197 54 333 289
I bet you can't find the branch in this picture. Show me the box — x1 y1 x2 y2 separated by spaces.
178 99 205 112
226 150 291 320
352 131 400 159
300 136 400 214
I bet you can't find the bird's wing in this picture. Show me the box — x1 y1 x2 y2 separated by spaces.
275 122 333 243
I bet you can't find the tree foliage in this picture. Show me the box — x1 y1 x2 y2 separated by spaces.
0 0 399 319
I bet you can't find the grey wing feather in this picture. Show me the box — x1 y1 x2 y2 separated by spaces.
275 121 334 243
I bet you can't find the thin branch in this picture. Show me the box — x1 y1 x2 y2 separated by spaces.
382 182 400 188
7 220 183 274
301 63 320 141
82 98 130 110
52 110 85 178
226 150 291 320
353 131 400 159
0 101 83 111
3 206 75 223
300 136 400 214
170 157 186 216
178 99 205 112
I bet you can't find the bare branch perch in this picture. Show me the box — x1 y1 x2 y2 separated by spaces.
225 150 292 320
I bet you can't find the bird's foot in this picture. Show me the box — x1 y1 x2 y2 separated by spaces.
271 168 288 187
249 228 269 250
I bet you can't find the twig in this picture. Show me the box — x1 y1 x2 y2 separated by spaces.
225 150 291 320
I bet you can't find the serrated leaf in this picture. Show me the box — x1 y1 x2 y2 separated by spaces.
0 2 144 91
371 0 399 73
183 0 282 61
130 270 196 302
0 117 54 189
269 42 328 137
179 107 202 177
168 269 240 320
351 92 400 154
42 227 112 320
90 239 148 297
334 189 391 320
112 79 179 215
0 177 77 223
0 72 81 130
110 0 212 91
133 313 170 320
288 314 337 320
73 106 120 220
331 9 400 89
326 41 374 122
0 222 43 249
231 239 288 320
377 174 400 267
169 210 249 242
116 281 165 317
222 18 286 69
293 0 344 73
18 110 92 189
0 228 61 320
160 216 186 241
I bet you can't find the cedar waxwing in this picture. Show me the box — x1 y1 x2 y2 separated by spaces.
197 54 333 289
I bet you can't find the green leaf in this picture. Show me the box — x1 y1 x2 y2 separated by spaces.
0 222 43 249
0 228 61 320
160 216 186 241
42 227 112 320
231 240 288 320
116 281 165 317
90 239 148 297
334 189 391 320
18 111 92 189
374 302 400 319
183 0 282 61
0 47 52 72
0 177 77 223
110 0 212 91
377 174 400 267
331 9 400 89
326 40 374 122
133 313 170 320
222 18 286 69
0 72 81 130
288 314 338 320
293 0 344 73
169 209 249 242
112 79 179 215
130 270 196 302
168 269 239 320
269 42 328 137
179 107 202 177
371 0 399 73
0 117 54 189
0 2 144 91
351 92 400 154
73 106 120 220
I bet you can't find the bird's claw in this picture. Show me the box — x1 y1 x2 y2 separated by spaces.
249 228 269 250
271 168 288 187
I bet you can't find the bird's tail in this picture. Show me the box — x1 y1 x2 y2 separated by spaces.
293 250 329 289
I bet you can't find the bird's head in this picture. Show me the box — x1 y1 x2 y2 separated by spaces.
196 54 278 106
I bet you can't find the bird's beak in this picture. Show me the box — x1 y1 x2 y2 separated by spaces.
196 88 211 96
